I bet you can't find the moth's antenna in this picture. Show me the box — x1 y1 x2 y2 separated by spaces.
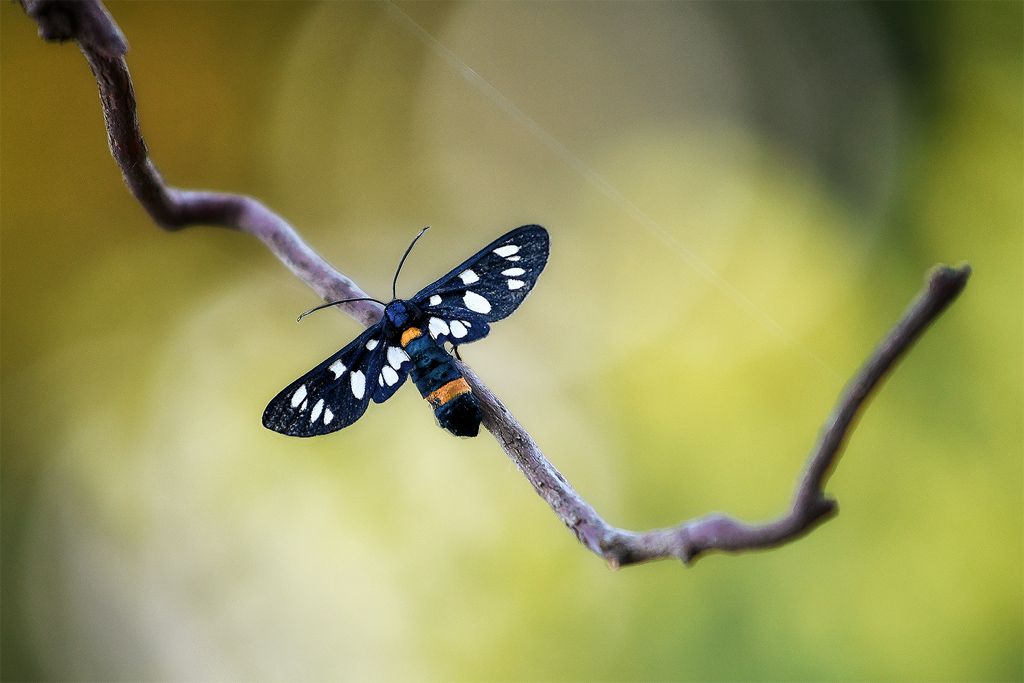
297 297 385 322
393 226 430 300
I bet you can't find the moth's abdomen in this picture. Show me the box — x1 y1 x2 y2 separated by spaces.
432 386 481 438
401 327 481 437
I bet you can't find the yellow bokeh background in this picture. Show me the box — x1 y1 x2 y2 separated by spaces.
2 2 1020 680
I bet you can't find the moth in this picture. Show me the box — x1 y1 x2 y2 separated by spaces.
263 225 549 438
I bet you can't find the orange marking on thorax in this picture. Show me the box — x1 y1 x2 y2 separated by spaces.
400 327 423 347
426 377 472 407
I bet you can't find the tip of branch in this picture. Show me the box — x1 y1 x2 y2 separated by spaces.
928 263 971 296
22 0 128 58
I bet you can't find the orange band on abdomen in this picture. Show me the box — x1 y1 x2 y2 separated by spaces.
400 327 423 347
426 377 472 407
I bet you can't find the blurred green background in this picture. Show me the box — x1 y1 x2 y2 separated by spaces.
2 2 1021 680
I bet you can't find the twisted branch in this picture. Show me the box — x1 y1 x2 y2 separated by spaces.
21 0 970 568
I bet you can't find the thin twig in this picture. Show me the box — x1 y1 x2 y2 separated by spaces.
21 0 971 568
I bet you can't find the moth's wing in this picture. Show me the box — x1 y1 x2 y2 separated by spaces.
410 225 548 346
417 312 491 347
371 341 413 404
263 325 386 437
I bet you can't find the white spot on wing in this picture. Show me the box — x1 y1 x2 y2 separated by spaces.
494 244 520 257
323 407 334 425
502 267 526 277
382 365 399 386
366 339 379 350
428 295 442 306
459 269 479 285
463 291 491 314
301 399 308 411
387 346 410 369
329 360 346 379
350 371 366 400
310 398 324 422
507 279 525 290
506 255 521 262
450 320 468 338
291 384 307 408
378 374 384 387
429 317 450 338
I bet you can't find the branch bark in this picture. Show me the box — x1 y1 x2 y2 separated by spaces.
21 0 971 568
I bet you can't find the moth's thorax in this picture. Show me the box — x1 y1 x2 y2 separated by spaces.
383 299 421 330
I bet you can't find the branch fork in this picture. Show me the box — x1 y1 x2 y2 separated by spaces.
21 0 970 568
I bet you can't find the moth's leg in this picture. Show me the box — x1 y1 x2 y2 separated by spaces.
451 344 462 361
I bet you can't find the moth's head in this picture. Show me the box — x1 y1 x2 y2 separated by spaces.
383 299 420 329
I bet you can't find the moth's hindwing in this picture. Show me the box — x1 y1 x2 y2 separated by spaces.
411 225 549 346
263 325 386 436
371 342 412 404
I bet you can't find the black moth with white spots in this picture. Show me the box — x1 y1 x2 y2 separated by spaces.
263 225 549 438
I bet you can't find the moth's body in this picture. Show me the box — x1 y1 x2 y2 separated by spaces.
384 300 481 437
263 225 548 438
